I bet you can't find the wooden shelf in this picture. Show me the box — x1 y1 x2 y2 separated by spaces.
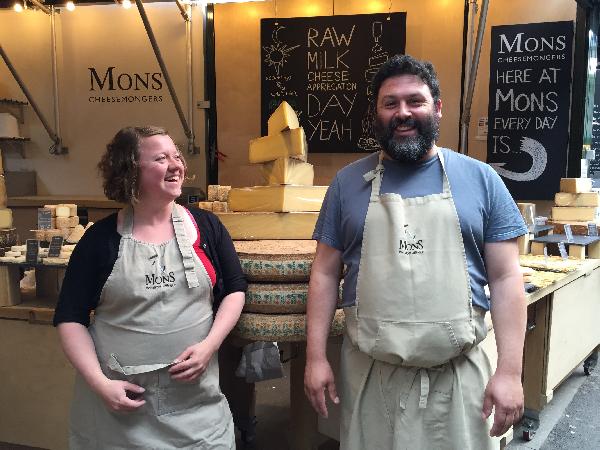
0 98 28 124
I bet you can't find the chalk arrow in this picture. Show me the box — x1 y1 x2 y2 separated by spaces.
489 137 547 182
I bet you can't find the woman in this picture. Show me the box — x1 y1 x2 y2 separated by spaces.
53 126 246 449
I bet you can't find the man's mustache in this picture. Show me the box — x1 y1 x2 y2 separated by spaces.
388 117 418 134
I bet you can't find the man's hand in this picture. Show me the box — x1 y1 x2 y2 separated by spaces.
304 358 340 418
169 341 215 382
95 378 146 412
482 371 524 436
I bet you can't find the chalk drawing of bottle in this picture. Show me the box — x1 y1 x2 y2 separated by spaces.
357 21 390 152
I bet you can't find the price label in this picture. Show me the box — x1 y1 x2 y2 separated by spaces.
543 246 549 266
25 239 39 265
589 222 598 237
48 236 64 258
564 224 574 242
37 208 53 230
558 242 568 260
535 216 548 226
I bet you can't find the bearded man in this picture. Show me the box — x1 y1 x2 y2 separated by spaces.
304 54 527 449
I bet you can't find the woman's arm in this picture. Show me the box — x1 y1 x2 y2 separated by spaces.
58 322 146 411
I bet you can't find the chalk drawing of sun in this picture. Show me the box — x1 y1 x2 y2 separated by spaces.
262 26 300 76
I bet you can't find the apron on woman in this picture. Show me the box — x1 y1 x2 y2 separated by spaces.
341 150 497 450
69 204 234 450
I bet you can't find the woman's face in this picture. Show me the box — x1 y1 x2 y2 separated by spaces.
137 134 185 202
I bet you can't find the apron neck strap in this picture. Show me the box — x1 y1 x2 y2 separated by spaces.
437 149 451 195
121 206 134 238
172 204 200 289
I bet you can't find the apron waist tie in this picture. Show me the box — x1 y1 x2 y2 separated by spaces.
418 368 430 409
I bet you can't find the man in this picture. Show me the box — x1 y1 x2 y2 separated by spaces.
304 54 527 449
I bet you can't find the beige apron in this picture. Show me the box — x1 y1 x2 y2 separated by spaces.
69 204 234 449
341 151 495 450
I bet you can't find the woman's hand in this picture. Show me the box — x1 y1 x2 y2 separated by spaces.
168 341 216 382
94 378 146 412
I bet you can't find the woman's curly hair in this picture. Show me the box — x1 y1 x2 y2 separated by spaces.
98 126 186 204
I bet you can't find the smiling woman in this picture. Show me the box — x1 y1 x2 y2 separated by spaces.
53 126 247 449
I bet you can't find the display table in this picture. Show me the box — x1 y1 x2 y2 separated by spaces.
0 260 598 449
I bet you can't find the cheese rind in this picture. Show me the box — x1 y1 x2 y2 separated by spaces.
552 206 600 222
559 178 593 194
267 101 300 135
555 192 600 207
215 212 318 240
0 208 13 228
261 158 314 186
249 128 307 164
228 185 327 212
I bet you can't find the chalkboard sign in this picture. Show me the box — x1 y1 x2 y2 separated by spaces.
48 236 64 258
261 13 406 153
590 47 600 185
25 239 39 265
487 21 573 200
38 208 53 230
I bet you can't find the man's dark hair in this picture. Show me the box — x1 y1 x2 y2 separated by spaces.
371 54 441 103
98 126 186 204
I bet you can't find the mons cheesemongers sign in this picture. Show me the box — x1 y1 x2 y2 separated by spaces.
487 21 573 200
88 66 165 104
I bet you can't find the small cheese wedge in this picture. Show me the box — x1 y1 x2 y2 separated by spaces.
555 192 600 207
0 208 13 228
228 185 327 212
217 185 231 202
212 201 229 212
267 101 300 135
197 201 214 211
249 128 307 164
207 185 220 202
552 206 600 222
559 178 593 194
261 158 314 186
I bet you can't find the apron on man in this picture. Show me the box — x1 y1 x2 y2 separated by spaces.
70 205 234 449
341 151 496 450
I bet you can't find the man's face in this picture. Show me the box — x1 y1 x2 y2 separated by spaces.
373 74 442 163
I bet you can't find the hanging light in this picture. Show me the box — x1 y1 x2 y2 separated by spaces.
122 0 132 8
66 1 75 11
13 1 24 12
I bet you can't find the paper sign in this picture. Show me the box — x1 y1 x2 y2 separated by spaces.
564 224 574 242
589 222 599 236
558 242 568 260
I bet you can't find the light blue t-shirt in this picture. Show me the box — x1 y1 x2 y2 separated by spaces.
313 148 528 310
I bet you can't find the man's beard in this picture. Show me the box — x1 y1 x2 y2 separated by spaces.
374 113 440 163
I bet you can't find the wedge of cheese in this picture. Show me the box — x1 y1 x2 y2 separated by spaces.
215 211 318 240
0 208 13 229
267 101 299 135
559 178 593 194
249 128 307 164
552 206 600 222
261 158 314 186
228 185 327 212
554 192 600 207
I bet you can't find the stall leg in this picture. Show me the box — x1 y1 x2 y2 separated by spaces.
584 348 598 376
0 265 21 306
520 410 540 441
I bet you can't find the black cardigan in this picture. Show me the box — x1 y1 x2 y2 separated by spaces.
53 207 247 327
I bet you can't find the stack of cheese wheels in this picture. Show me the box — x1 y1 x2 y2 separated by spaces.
550 178 600 235
197 185 231 212
231 239 345 342
30 204 92 243
0 150 17 252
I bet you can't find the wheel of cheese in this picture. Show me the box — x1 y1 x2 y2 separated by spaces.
232 309 345 342
245 282 343 314
234 240 316 282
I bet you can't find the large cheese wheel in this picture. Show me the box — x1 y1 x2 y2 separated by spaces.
234 240 316 282
0 175 7 208
245 282 343 313
232 309 345 342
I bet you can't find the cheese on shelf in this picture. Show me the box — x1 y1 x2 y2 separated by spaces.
261 158 314 186
555 192 600 207
552 206 600 222
249 128 307 164
228 185 327 212
559 178 593 194
215 211 318 240
217 185 231 202
55 205 70 218
267 101 300 135
0 208 13 228
207 185 219 202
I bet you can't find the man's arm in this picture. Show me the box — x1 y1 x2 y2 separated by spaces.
304 242 343 418
482 238 526 436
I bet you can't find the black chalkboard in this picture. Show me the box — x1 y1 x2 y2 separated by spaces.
487 21 573 200
261 13 406 153
590 49 600 186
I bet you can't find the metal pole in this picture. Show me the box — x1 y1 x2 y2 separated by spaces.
459 0 489 155
28 0 51 15
175 0 189 21
50 7 66 154
186 4 197 154
134 0 193 141
0 45 59 146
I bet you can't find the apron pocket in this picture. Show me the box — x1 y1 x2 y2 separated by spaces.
157 365 222 416
371 321 473 367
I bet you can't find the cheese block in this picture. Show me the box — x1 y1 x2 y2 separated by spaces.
228 185 327 212
63 204 77 216
68 216 79 227
267 101 300 135
549 220 600 235
197 201 213 211
32 229 46 241
217 185 231 202
0 112 19 138
249 128 307 164
67 225 85 243
207 185 219 202
261 158 314 186
559 178 593 193
45 229 63 240
554 192 600 207
212 201 228 213
215 211 318 240
552 206 600 222
55 205 70 218
0 175 7 208
0 208 13 228
56 217 70 228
